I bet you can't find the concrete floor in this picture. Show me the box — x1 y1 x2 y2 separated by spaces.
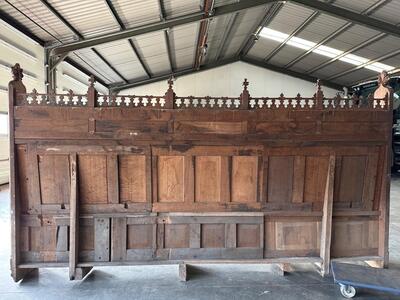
0 181 399 300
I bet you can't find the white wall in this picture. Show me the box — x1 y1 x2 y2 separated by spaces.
120 61 340 98
0 19 105 184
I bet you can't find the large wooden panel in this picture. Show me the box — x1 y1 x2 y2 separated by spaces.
157 156 184 202
265 218 320 257
267 156 294 203
195 156 221 203
231 156 258 203
38 155 70 204
164 224 189 248
304 156 329 206
201 224 225 248
119 155 147 203
337 156 367 206
237 224 260 248
78 155 108 204
127 224 153 249
331 218 379 257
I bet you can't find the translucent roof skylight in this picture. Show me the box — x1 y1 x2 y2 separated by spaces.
260 27 395 73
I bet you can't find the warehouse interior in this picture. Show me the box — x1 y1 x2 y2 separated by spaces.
1 0 400 299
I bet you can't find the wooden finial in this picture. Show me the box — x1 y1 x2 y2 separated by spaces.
11 63 23 81
89 75 95 87
243 78 249 90
240 78 250 109
374 71 393 109
165 75 175 108
168 75 174 90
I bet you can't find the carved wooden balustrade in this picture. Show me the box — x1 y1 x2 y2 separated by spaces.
8 63 393 282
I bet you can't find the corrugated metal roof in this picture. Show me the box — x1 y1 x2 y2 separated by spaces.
1 0 399 89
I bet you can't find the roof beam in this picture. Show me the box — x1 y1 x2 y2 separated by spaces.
214 0 239 62
0 10 45 45
237 2 283 57
193 0 215 69
306 32 386 74
104 0 151 78
1 2 109 87
327 49 400 81
242 57 344 90
51 0 277 56
39 0 127 83
284 0 391 69
157 0 174 72
290 0 400 38
264 11 319 62
111 57 239 92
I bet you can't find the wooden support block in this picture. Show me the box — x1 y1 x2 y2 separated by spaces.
74 267 93 280
365 260 384 268
179 263 187 281
270 263 293 276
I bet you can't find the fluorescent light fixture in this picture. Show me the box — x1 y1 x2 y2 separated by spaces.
260 27 395 73
62 73 88 88
0 38 38 62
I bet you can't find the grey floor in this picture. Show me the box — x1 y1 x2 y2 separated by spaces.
0 181 399 300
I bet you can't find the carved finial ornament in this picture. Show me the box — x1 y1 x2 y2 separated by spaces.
12 63 23 81
89 75 95 87
243 78 249 90
168 75 174 90
378 70 389 87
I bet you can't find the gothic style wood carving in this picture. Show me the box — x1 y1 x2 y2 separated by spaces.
8 64 392 281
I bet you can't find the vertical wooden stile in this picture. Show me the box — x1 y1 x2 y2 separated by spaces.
319 155 335 276
9 64 36 281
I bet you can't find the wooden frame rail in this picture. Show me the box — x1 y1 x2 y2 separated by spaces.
8 64 393 282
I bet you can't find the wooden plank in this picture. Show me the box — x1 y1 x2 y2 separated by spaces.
27 144 41 213
267 156 293 203
94 218 110 262
319 155 335 277
119 155 147 203
56 226 68 252
107 154 119 204
225 224 237 248
231 156 258 203
189 223 201 248
184 156 195 203
78 155 108 204
292 156 305 203
111 217 127 261
68 153 78 280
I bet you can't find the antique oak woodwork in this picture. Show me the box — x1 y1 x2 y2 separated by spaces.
8 63 392 281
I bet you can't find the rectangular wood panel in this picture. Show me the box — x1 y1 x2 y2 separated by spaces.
201 224 225 248
337 156 367 206
157 156 184 202
304 156 329 206
78 155 108 204
267 156 294 203
231 156 258 203
38 155 70 204
195 156 221 202
164 224 189 248
127 224 153 249
119 155 147 203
